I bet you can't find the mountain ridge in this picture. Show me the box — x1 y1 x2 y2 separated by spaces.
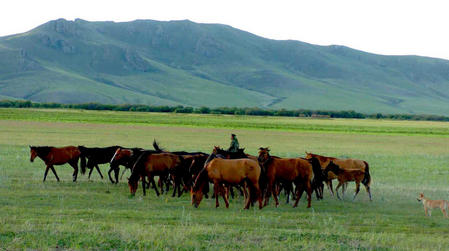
1 18 449 115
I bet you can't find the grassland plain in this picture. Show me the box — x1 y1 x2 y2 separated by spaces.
1 108 449 250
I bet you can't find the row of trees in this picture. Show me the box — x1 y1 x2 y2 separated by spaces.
1 100 448 121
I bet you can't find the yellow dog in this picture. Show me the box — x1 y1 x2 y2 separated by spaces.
417 193 448 218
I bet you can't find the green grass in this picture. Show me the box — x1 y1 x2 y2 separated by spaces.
1 109 449 250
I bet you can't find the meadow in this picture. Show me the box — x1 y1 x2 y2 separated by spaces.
1 108 449 250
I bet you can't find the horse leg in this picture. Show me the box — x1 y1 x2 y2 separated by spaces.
229 186 235 199
264 180 273 207
353 182 361 201
335 182 343 200
306 181 312 208
88 164 94 180
272 184 280 208
142 175 146 196
151 176 160 196
242 183 249 206
365 184 372 201
158 177 163 194
49 166 60 182
293 183 305 208
107 166 115 183
114 167 120 183
327 180 335 197
171 175 177 197
319 183 324 199
69 160 78 182
285 183 292 204
95 164 104 179
214 183 220 208
43 165 50 182
222 186 230 208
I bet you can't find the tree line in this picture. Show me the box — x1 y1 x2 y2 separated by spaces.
1 100 448 121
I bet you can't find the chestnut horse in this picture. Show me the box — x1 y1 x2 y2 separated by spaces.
305 152 370 196
258 147 314 208
191 150 263 209
128 152 184 197
29 146 85 182
324 161 372 201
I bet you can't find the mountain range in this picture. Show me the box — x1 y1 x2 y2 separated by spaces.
1 18 449 115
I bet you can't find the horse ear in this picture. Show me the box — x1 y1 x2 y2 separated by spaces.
29 145 32 149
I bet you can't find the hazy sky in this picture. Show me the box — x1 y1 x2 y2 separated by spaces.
1 0 449 60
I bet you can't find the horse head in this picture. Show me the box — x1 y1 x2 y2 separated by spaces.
191 168 208 208
128 177 138 196
29 146 37 162
323 160 340 178
257 147 270 163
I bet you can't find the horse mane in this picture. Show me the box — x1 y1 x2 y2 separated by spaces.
31 146 53 157
192 167 209 192
309 157 324 180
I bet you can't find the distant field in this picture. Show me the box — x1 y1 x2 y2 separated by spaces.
1 108 449 136
1 109 449 250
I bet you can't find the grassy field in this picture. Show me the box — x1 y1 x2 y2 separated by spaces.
1 108 449 250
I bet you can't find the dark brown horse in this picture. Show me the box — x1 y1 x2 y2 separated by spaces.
128 152 184 197
258 147 314 208
324 161 372 201
191 149 263 209
78 146 122 182
29 146 85 182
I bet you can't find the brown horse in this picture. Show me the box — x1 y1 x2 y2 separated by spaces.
191 150 263 209
305 152 370 196
128 152 184 197
258 147 314 208
324 161 372 201
29 146 85 182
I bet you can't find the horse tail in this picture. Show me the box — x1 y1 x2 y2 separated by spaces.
78 146 87 175
80 155 87 174
310 157 323 187
153 139 163 152
362 161 371 186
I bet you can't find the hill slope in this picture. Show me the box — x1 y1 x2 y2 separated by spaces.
1 18 449 115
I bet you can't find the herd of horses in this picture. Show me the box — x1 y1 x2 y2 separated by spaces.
29 141 372 209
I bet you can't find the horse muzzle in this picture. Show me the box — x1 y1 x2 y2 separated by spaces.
30 158 34 162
